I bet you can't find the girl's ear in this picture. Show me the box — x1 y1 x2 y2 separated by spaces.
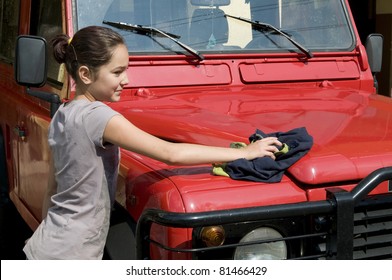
78 66 93 85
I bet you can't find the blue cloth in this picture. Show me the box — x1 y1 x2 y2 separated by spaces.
224 127 313 182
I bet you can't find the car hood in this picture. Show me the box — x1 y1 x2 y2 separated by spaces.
112 85 392 185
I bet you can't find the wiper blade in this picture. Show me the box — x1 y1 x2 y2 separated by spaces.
103 20 204 61
104 20 180 38
225 14 313 58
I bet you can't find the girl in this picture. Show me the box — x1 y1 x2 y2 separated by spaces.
23 26 281 259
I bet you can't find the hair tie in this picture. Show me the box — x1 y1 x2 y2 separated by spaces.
68 37 73 45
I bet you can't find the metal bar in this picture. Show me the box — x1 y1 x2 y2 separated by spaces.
351 167 392 203
326 188 354 259
136 199 334 259
136 167 392 259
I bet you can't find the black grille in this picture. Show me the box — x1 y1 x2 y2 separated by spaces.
353 196 392 259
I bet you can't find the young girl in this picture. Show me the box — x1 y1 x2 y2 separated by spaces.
23 26 281 259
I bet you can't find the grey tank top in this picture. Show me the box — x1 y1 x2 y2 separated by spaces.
24 100 120 259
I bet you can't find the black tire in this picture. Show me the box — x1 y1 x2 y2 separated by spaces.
104 201 137 259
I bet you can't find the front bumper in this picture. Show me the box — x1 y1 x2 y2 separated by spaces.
136 167 392 260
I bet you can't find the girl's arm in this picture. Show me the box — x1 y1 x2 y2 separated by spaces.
103 115 281 166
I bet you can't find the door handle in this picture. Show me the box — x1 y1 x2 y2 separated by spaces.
14 122 27 141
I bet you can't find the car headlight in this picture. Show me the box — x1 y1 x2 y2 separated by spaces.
234 227 287 260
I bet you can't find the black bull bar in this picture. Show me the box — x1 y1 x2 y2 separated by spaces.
136 167 392 259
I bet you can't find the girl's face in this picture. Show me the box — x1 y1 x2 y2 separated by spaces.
88 44 129 102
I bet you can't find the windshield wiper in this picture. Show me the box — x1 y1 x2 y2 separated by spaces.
225 14 313 59
103 20 204 61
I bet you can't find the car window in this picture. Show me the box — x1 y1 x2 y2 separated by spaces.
0 0 20 62
76 0 354 55
31 0 63 84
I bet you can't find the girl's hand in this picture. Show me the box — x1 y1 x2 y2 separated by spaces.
244 137 282 160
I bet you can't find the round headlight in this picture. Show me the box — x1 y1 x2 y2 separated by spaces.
234 227 287 260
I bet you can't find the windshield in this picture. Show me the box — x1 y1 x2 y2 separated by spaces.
76 0 354 55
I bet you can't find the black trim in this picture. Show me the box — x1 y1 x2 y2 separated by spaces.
0 129 10 205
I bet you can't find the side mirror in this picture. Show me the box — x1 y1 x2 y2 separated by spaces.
14 35 47 87
14 35 60 117
365 33 383 74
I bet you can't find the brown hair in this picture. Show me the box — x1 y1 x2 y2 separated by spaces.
52 26 126 81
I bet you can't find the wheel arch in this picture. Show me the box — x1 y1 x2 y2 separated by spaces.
104 201 138 259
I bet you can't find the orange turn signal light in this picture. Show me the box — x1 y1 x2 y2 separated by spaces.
200 226 225 247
